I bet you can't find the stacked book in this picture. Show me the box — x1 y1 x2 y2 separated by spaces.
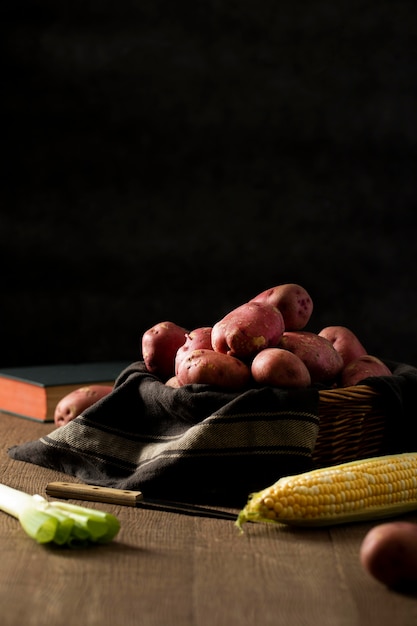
0 361 130 422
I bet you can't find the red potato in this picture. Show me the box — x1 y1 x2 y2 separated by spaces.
250 283 313 330
340 354 392 387
175 327 213 375
176 348 251 390
278 331 344 384
211 301 285 359
142 321 188 380
54 385 113 427
318 325 367 366
360 522 417 589
251 348 311 388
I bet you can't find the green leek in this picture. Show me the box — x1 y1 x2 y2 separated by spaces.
0 484 120 547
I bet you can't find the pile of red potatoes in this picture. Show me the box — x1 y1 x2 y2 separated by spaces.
141 282 392 391
54 282 392 427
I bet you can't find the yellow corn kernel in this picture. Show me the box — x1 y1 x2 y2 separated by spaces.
236 452 417 529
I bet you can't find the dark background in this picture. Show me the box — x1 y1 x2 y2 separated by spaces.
1 0 416 369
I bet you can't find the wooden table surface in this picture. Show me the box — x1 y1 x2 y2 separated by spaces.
1 411 417 626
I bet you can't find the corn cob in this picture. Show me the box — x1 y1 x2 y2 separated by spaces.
236 452 417 530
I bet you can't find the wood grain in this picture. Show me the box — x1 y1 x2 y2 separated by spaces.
1 411 417 626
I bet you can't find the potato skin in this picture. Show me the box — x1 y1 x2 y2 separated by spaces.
278 331 344 384
340 354 392 387
251 348 311 388
250 283 313 330
54 385 113 427
318 325 367 366
142 321 188 380
175 327 213 375
211 301 285 359
176 348 251 390
360 522 417 589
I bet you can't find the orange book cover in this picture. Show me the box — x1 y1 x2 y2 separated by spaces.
0 361 130 422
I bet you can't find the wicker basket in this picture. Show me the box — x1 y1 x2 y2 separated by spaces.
312 384 387 468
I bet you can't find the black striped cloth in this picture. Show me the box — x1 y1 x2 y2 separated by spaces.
8 362 320 505
8 360 417 505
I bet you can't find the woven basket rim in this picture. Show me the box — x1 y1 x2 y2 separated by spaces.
318 384 378 404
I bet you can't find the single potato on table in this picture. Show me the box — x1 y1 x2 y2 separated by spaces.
360 521 417 590
54 385 113 427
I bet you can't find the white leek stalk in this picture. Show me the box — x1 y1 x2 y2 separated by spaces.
0 483 120 547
